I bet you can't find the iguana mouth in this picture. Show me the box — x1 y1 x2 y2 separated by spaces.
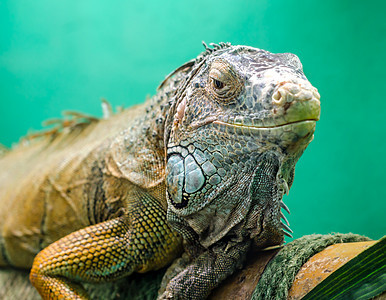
189 118 317 133
212 119 317 141
213 119 317 130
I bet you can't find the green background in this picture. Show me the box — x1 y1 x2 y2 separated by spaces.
0 1 385 241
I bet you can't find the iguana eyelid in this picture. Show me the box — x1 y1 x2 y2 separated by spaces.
208 62 233 83
207 60 242 102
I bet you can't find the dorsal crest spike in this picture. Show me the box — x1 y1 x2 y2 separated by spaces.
196 41 232 64
202 41 232 52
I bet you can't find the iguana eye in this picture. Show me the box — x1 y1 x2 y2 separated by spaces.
212 78 225 90
207 59 243 102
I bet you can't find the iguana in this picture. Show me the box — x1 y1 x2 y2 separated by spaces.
0 42 320 299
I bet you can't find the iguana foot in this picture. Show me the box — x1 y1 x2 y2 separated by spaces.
158 242 250 300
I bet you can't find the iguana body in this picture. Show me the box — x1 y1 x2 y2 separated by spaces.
0 43 320 299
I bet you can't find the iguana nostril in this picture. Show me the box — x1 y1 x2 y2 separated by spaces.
272 88 291 105
273 91 281 101
272 91 283 105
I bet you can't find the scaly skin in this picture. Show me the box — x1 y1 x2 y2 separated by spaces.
0 43 320 299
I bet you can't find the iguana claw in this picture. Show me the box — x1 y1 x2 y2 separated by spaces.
280 200 291 214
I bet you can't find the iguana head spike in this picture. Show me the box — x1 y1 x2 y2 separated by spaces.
197 41 232 64
202 41 210 50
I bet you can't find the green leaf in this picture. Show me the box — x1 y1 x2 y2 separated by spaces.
302 236 386 300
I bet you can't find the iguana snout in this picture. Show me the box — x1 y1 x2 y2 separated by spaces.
272 80 321 125
272 81 318 104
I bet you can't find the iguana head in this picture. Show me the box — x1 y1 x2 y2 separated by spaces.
164 43 320 249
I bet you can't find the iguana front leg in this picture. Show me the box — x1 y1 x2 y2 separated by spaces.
30 191 182 299
158 241 250 300
30 217 132 299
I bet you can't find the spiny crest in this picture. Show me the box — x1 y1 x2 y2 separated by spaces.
17 111 99 146
15 99 125 147
197 41 232 64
